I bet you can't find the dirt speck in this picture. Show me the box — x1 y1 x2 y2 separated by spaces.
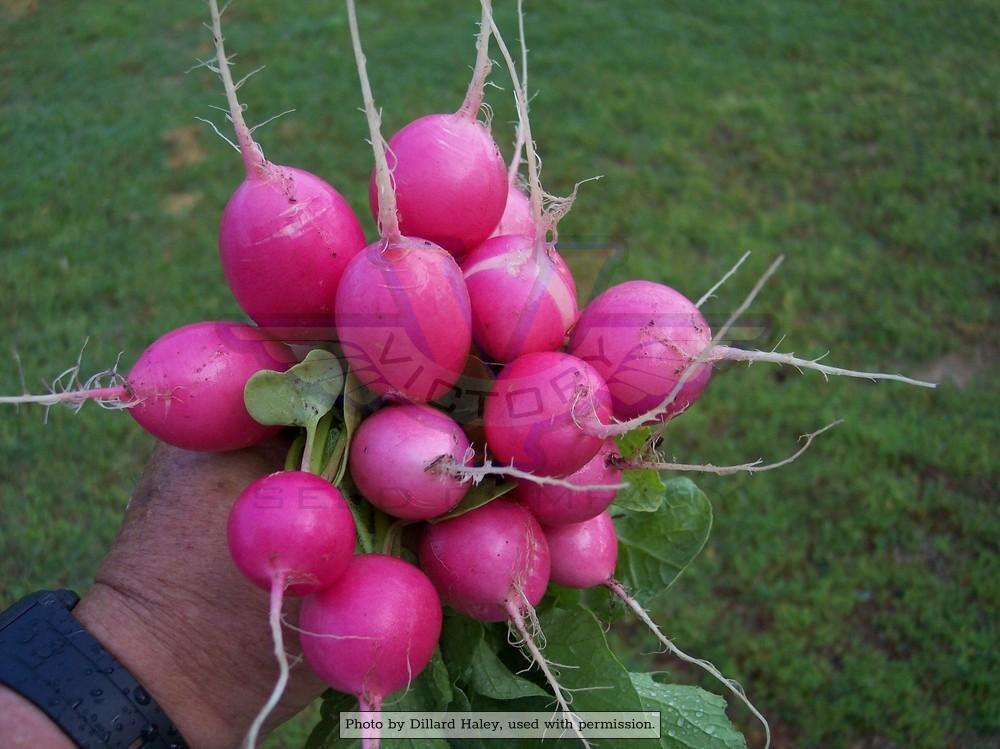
913 343 996 390
163 191 202 216
162 126 206 169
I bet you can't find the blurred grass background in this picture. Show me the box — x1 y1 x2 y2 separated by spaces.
1 1 996 747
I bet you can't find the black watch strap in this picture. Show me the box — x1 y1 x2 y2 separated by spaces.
0 590 188 749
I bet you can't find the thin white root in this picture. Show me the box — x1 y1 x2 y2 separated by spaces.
712 346 937 389
593 256 786 437
359 693 382 749
629 420 842 475
458 0 493 118
280 616 379 641
346 0 401 243
506 601 592 748
605 578 770 749
506 0 528 186
207 0 265 173
244 574 290 749
696 251 751 308
427 455 629 492
482 2 544 239
0 344 131 414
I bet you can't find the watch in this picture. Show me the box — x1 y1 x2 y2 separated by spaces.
0 590 189 749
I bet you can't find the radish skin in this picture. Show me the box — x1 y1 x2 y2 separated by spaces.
226 471 357 748
300 553 443 747
351 404 471 519
208 0 365 332
342 0 472 403
513 440 622 526
483 351 612 477
367 2 507 255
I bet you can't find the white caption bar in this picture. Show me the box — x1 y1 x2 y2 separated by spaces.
340 711 661 740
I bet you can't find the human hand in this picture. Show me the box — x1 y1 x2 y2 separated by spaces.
69 438 325 748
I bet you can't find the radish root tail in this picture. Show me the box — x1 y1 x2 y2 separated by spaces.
506 600 592 748
605 578 771 749
458 0 494 119
346 0 401 243
243 573 290 749
358 692 383 749
206 0 267 175
712 346 937 388
624 420 842 475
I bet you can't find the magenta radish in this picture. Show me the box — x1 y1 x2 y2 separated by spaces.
300 554 442 748
418 499 549 622
513 439 622 525
544 511 618 588
568 280 713 422
367 3 507 255
419 497 588 744
462 234 578 363
461 0 585 364
483 351 612 477
339 0 472 403
544 510 772 749
350 403 471 519
571 272 935 431
0 321 295 452
491 184 535 238
227 471 357 747
206 0 366 333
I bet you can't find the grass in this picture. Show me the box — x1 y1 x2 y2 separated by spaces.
1 1 997 747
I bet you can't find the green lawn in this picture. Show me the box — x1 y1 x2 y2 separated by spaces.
1 1 997 747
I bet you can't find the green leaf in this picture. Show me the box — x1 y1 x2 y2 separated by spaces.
325 370 365 485
534 605 650 749
630 673 748 749
616 427 654 459
427 477 515 523
440 612 484 683
244 348 345 430
614 468 667 512
467 639 549 700
307 690 360 749
614 477 712 602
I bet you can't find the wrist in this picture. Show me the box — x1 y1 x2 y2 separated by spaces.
74 582 246 749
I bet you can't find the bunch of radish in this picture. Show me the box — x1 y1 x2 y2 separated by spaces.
2 1 936 748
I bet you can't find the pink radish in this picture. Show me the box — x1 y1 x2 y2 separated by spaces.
419 498 589 745
462 235 578 363
544 511 618 589
568 280 713 422
418 499 549 622
207 0 366 333
367 3 507 255
513 439 621 525
0 321 295 452
491 185 534 238
300 554 442 749
543 510 772 749
461 1 583 364
483 351 612 477
572 266 935 432
227 470 356 747
350 404 471 519
339 0 471 403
